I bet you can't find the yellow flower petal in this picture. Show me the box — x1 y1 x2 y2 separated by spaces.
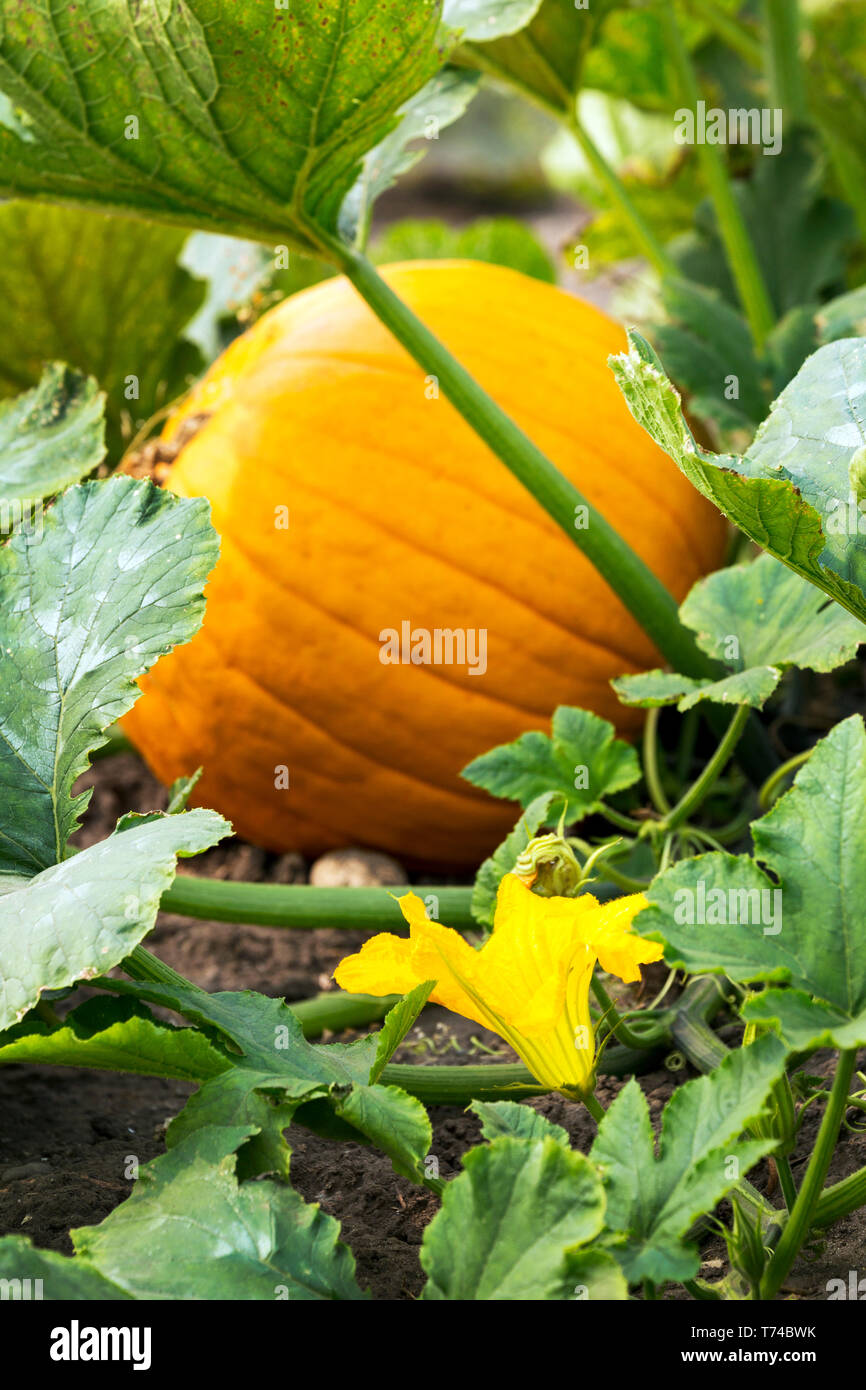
333 877 661 1098
333 932 419 997
572 892 662 982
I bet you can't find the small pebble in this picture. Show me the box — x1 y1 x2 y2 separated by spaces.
309 847 408 888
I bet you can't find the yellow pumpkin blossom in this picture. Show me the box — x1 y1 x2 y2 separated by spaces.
334 873 662 1098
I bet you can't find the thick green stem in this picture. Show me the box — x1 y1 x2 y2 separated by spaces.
382 1035 664 1104
290 991 399 1037
325 234 706 677
661 705 750 832
775 1154 798 1215
761 1049 858 1298
567 114 679 277
591 973 671 1050
161 877 476 932
658 5 776 348
643 707 671 815
814 1161 866 1230
758 748 812 810
124 944 208 994
763 0 806 123
671 975 731 1072
582 1090 607 1124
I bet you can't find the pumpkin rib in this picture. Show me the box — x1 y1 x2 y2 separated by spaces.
209 531 555 726
220 340 712 596
176 571 640 806
217 438 650 678
144 636 522 845
277 404 700 650
180 376 668 673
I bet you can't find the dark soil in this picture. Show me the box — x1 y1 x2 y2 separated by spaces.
2 754 865 1301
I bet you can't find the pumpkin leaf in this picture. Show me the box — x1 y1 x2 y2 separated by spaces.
463 705 640 817
817 285 866 344
0 810 229 1030
466 0 732 118
420 1135 609 1300
591 1035 787 1285
0 201 205 459
369 980 435 1083
166 769 203 815
0 994 228 1082
340 66 481 246
455 0 619 115
613 667 779 713
741 989 866 1054
471 1098 569 1146
0 1127 366 1301
0 363 105 507
0 476 218 876
0 1244 131 1301
611 330 866 628
614 553 866 711
180 232 334 358
559 1247 629 1302
94 975 432 1183
652 279 768 439
443 0 543 43
0 0 444 248
637 716 866 1024
372 216 556 282
332 1083 432 1184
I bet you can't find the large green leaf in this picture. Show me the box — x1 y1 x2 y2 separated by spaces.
471 1098 569 1146
0 994 228 1082
443 0 542 43
611 330 866 627
420 1135 612 1300
0 363 105 504
457 0 734 117
613 553 866 711
0 201 205 458
0 1127 367 1300
652 279 768 439
817 285 866 344
340 66 480 245
742 988 866 1054
456 0 615 113
369 979 434 1083
591 1035 786 1285
0 810 228 1030
0 0 444 247
0 476 217 875
0 1245 130 1300
97 975 432 1183
462 706 640 817
638 716 866 1028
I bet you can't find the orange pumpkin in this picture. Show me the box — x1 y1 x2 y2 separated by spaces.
123 261 727 868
